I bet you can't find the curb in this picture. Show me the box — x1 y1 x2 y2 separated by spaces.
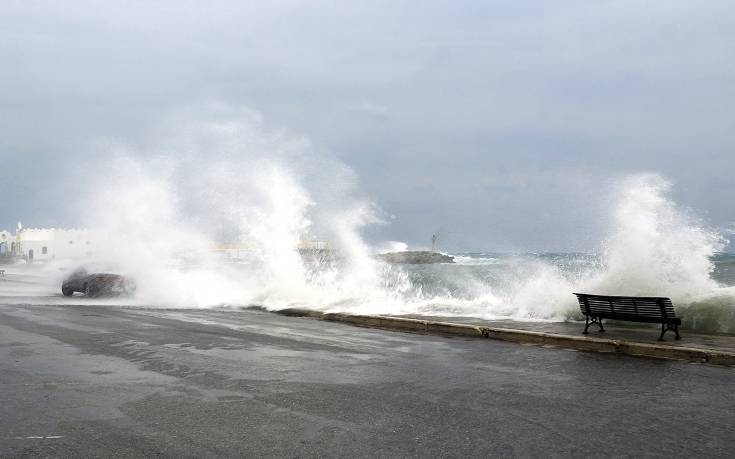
275 309 735 366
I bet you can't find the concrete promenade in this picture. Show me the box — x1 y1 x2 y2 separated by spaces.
1 303 734 457
438 315 735 354
280 310 735 365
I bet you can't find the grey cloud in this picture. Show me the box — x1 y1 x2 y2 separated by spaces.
1 0 734 251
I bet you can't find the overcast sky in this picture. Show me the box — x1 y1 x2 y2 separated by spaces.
1 0 734 251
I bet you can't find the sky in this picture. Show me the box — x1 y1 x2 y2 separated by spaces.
1 0 734 251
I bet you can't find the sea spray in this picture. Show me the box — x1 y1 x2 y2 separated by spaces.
25 107 734 332
82 157 247 306
588 174 724 300
68 106 412 311
392 175 735 330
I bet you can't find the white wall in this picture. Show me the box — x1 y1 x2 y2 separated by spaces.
17 229 95 261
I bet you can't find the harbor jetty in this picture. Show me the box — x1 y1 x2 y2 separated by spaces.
378 251 454 264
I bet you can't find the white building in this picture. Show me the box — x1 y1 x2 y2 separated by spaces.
0 224 95 262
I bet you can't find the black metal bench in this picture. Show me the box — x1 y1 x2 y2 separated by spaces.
573 293 681 341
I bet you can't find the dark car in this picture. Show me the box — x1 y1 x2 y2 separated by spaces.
61 269 136 297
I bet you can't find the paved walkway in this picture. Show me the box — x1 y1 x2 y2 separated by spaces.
2 303 734 457
402 315 735 355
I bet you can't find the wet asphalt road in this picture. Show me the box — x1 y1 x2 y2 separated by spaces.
1 303 734 458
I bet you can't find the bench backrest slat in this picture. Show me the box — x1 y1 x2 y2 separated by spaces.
573 293 677 319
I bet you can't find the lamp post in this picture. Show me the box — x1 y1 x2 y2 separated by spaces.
16 221 22 259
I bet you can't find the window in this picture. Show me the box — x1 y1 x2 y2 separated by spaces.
42 246 48 255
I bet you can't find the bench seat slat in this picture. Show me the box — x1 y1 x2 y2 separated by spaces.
592 313 681 324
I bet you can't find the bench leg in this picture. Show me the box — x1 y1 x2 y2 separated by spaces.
659 323 681 341
583 316 604 334
658 323 681 341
